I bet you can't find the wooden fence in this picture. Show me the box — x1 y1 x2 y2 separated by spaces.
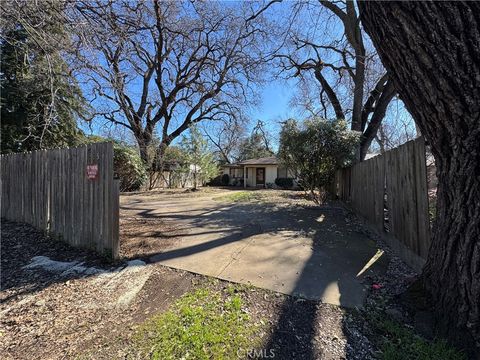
1 143 119 259
333 137 430 271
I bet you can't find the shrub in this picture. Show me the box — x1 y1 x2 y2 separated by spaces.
207 174 223 186
113 143 147 192
278 118 360 203
221 173 230 185
275 177 294 189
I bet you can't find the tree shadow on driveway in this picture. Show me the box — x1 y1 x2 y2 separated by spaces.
122 198 388 358
123 200 386 304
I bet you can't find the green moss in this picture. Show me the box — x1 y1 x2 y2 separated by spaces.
131 286 262 359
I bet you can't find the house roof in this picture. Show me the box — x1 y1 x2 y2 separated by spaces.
221 164 243 168
238 156 279 165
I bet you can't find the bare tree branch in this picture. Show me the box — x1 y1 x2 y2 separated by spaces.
72 0 277 174
276 0 399 159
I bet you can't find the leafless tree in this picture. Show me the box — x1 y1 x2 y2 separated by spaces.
276 0 397 160
373 97 417 154
72 0 279 174
202 118 247 164
251 120 274 154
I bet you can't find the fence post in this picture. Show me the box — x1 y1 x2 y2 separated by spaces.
111 179 120 260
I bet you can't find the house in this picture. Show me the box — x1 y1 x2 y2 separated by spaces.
221 156 295 188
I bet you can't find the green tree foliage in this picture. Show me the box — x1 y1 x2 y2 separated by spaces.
161 145 191 189
162 146 188 171
278 118 360 202
113 142 148 192
180 126 218 189
0 2 87 153
83 135 147 192
237 133 274 161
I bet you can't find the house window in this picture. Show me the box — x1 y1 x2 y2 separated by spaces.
277 167 287 178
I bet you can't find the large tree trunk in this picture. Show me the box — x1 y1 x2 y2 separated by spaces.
135 128 154 168
138 142 149 167
359 1 480 353
148 140 170 190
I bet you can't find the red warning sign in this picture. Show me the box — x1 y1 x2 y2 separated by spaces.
86 164 99 180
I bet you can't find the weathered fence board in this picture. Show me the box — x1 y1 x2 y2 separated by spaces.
0 143 119 258
333 137 431 271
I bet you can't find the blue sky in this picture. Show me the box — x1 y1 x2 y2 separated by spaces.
79 77 298 147
77 0 415 153
246 80 298 149
77 1 302 145
253 82 294 121
79 74 414 156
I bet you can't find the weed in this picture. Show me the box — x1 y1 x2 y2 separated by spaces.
216 191 262 203
366 312 466 360
131 286 263 359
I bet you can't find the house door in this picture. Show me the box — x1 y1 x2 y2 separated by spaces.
256 168 265 186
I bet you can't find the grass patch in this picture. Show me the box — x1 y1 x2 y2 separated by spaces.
216 191 262 203
367 312 466 360
131 285 263 359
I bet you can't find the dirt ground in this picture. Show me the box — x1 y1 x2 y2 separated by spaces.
0 188 418 359
119 187 229 259
0 220 200 359
0 220 375 359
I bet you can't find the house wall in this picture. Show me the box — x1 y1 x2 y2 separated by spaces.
265 165 277 185
221 167 244 185
246 167 255 187
277 166 296 179
222 165 299 188
245 165 278 187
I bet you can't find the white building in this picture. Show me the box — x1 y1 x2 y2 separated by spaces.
221 156 295 188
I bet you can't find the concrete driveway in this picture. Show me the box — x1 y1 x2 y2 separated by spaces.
120 189 387 308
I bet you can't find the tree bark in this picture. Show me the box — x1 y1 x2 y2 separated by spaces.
359 80 396 160
314 66 345 120
359 1 480 353
137 133 153 168
314 1 396 160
